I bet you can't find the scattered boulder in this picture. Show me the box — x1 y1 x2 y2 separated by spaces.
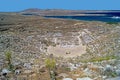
76 77 93 80
106 77 120 80
1 68 11 77
15 69 21 75
58 73 69 78
23 69 33 74
105 65 113 72
116 70 120 76
63 78 73 80
23 63 32 69
83 68 92 76
69 63 78 71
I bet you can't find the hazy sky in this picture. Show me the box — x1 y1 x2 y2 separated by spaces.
0 0 120 12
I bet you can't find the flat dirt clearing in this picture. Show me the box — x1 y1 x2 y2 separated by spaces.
47 44 86 58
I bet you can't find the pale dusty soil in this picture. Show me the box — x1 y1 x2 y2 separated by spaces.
47 44 86 58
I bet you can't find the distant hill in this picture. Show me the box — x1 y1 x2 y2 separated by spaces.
20 8 120 16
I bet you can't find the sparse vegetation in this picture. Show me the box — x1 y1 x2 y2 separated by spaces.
80 55 117 63
106 22 119 25
5 50 14 71
45 58 56 80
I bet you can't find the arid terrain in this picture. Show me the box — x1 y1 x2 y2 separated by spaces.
0 10 120 80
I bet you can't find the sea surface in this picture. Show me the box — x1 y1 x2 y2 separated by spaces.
45 13 120 22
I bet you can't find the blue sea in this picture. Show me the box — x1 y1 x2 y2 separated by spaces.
45 16 120 22
45 12 120 22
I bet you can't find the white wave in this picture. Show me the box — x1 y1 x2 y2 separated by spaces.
111 16 120 19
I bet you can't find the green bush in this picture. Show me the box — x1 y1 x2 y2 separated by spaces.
106 22 119 25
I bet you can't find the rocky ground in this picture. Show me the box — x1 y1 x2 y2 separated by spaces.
0 13 120 80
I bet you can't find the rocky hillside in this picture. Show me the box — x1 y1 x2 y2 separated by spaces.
0 13 120 80
0 13 119 56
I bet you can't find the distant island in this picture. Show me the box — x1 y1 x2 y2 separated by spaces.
20 8 120 16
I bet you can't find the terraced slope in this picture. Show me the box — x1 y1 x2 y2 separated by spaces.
0 14 120 59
